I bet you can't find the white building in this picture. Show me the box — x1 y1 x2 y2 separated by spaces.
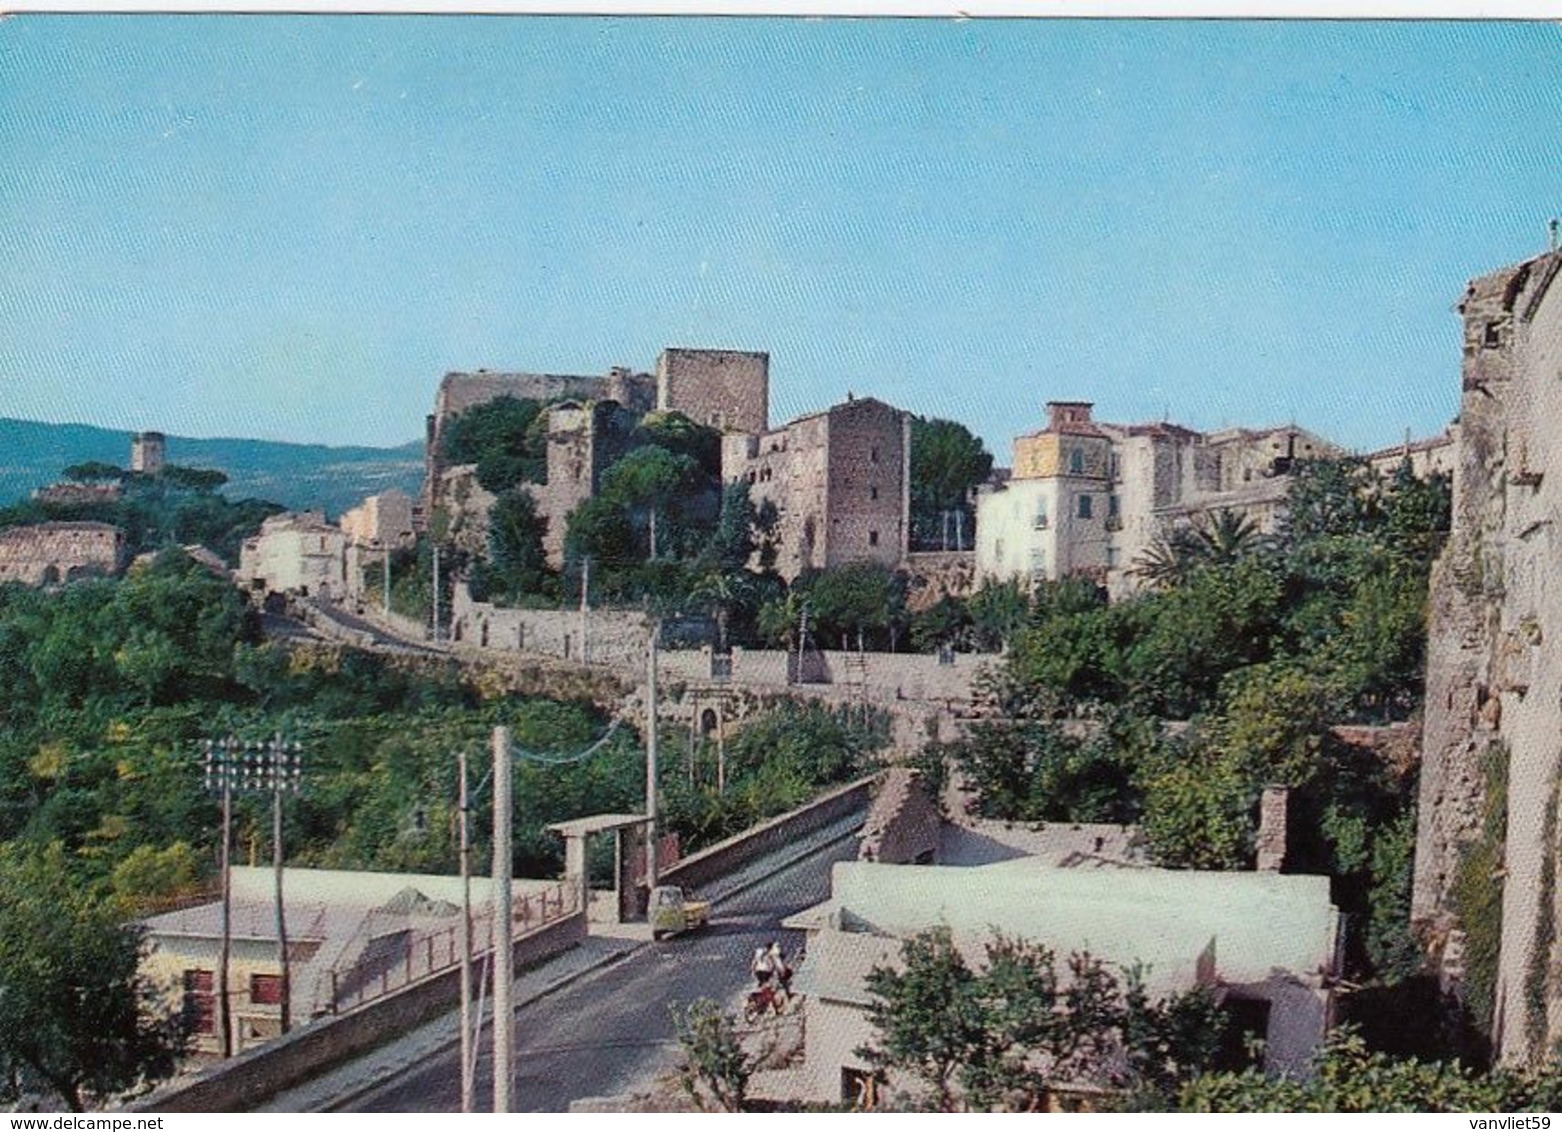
782 858 1344 1107
976 402 1344 597
237 511 349 600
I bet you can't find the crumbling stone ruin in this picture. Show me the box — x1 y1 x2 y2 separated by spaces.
421 349 769 564
1415 246 1562 1064
0 521 126 586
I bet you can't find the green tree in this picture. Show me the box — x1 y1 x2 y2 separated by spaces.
158 465 228 492
61 462 126 483
967 580 1029 653
441 396 548 492
485 489 551 601
599 445 700 560
1178 1027 1562 1113
859 926 984 1111
861 926 1225 1111
800 562 908 651
0 843 184 1111
672 998 752 1112
909 418 994 552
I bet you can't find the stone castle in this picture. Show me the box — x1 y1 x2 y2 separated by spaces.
1415 244 1562 1064
422 348 910 581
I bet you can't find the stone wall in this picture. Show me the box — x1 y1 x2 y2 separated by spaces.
656 347 769 435
903 551 977 613
1415 247 1562 1065
858 767 941 865
825 398 910 568
0 521 125 586
450 582 649 667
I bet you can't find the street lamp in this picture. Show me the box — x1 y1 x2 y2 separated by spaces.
202 736 304 1050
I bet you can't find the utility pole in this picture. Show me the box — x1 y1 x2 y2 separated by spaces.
716 700 726 795
794 600 809 684
645 618 660 890
270 737 302 1036
492 726 513 1114
458 749 474 1115
206 740 234 1059
579 555 590 664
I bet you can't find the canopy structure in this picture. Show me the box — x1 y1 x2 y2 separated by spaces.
547 813 651 923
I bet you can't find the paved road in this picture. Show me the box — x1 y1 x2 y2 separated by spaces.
348 831 859 1113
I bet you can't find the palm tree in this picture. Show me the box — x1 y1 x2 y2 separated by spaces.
1192 509 1268 565
1131 510 1269 591
689 566 754 653
1129 526 1204 590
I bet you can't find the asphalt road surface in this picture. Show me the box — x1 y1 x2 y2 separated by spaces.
348 830 860 1113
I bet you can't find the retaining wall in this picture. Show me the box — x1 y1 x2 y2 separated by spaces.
660 776 874 896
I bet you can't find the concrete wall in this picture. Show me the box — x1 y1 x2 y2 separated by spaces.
655 646 983 705
659 777 873 895
135 911 586 1113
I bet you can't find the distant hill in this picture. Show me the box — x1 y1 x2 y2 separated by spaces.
0 418 424 518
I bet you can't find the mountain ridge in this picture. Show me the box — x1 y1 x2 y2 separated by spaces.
0 417 424 517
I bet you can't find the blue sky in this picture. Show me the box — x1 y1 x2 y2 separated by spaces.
2 18 1559 461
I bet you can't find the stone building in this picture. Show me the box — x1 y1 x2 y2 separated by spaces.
132 430 167 475
525 400 642 568
976 403 1343 596
656 347 769 434
1414 245 1562 1065
32 481 123 506
237 512 348 599
0 521 126 586
721 395 911 581
1366 428 1459 481
338 489 416 550
422 350 769 564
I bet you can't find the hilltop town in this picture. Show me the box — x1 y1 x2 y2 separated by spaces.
3 239 1562 1115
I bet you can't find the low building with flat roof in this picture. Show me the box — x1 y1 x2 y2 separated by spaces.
780 858 1343 1107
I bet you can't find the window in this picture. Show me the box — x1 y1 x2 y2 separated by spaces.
1069 448 1084 474
1484 321 1502 348
1109 453 1120 479
183 969 215 1035
1077 495 1093 519
869 446 880 464
870 486 879 501
250 973 283 1006
1108 495 1120 518
868 530 879 547
1034 501 1049 529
